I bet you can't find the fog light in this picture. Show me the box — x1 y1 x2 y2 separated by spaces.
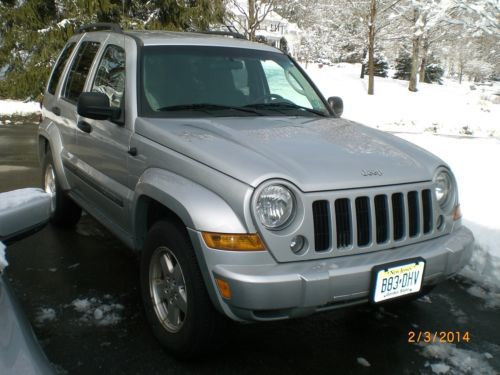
290 235 306 254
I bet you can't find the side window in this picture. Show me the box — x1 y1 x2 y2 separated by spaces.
63 41 100 103
47 42 75 95
92 45 126 108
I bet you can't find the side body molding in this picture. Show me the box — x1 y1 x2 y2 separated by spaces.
132 168 248 248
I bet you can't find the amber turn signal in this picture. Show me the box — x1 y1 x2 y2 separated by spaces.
215 278 232 299
453 204 462 221
202 232 266 251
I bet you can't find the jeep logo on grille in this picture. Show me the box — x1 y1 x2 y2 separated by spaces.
361 169 383 176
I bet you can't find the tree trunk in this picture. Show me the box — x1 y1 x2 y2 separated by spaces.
360 49 367 79
419 39 428 83
367 0 377 95
408 8 420 92
248 0 256 41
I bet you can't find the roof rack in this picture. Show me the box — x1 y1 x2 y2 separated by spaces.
198 30 246 39
76 23 122 34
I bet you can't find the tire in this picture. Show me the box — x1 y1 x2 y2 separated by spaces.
140 220 222 358
41 150 82 227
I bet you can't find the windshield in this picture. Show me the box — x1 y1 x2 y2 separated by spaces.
140 46 330 118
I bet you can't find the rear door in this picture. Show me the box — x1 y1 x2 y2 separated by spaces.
57 36 104 189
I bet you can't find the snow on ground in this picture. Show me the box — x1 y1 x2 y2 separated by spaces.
420 343 496 375
71 296 124 326
35 307 57 324
356 357 371 367
0 100 40 117
305 63 500 138
0 241 7 271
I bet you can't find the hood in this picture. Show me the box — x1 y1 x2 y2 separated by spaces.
135 116 444 192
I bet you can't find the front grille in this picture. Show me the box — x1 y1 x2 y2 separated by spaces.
312 187 434 252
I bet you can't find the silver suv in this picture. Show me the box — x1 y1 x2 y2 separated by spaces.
39 23 474 357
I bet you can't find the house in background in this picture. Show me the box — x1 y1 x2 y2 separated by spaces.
226 1 304 57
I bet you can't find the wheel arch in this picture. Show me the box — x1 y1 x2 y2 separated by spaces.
131 168 248 251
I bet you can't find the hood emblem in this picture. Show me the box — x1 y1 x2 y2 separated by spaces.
361 169 383 176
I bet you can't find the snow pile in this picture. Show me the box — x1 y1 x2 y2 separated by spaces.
0 100 40 116
35 307 57 324
305 63 500 138
0 242 7 272
420 343 496 375
356 357 371 367
71 296 124 326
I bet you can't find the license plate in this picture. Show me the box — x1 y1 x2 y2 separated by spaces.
371 258 425 303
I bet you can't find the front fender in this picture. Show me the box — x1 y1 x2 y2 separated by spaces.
38 121 70 190
133 168 248 237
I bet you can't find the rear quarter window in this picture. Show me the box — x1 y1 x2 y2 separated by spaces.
47 42 76 95
63 41 100 103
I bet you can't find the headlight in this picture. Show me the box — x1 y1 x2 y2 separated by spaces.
434 169 456 213
256 185 295 229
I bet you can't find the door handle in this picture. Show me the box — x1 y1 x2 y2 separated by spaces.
77 120 92 133
51 106 61 116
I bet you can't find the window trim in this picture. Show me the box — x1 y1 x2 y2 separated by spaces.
47 41 77 96
62 40 102 105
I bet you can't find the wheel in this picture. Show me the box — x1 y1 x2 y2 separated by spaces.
41 150 81 226
140 220 222 358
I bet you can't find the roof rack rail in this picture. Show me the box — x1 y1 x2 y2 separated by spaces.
76 23 122 34
197 30 246 40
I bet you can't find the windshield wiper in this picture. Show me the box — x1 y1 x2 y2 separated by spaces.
244 102 328 117
157 103 264 116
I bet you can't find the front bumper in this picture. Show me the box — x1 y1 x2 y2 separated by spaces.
189 226 474 322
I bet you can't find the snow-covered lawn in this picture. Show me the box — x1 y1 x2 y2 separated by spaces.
306 63 500 138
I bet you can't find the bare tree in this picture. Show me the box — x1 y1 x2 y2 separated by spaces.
408 6 423 92
228 0 277 41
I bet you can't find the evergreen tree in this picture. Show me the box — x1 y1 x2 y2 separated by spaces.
0 0 226 99
393 50 443 84
393 50 412 81
363 52 388 78
423 56 444 84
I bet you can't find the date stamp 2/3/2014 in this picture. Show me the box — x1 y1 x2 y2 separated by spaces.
408 331 471 344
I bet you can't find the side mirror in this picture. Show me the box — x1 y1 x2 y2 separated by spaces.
327 96 344 118
77 92 117 120
0 188 51 246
